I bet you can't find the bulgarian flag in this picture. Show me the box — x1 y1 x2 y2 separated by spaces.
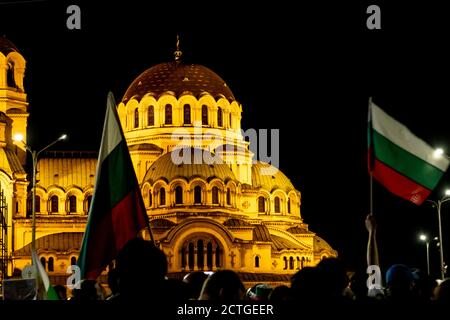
368 101 449 205
78 92 151 279
31 250 59 300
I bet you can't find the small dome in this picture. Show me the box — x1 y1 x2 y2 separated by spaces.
144 147 236 184
0 36 20 55
252 224 272 242
314 236 336 254
122 62 235 102
251 161 296 192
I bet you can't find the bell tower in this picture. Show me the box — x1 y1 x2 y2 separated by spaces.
0 36 29 165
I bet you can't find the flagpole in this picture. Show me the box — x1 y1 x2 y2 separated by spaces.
368 96 374 215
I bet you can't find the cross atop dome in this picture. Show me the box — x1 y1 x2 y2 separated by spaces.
174 34 182 61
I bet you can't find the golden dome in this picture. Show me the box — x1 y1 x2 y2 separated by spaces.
122 62 235 102
144 148 236 184
251 161 296 193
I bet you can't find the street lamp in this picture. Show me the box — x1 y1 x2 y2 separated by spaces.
419 234 440 276
427 189 450 280
13 133 67 255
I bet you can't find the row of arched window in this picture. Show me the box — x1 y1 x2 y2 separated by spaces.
283 256 311 270
27 195 92 215
132 104 232 129
181 239 222 271
40 256 77 272
257 196 294 214
147 185 234 208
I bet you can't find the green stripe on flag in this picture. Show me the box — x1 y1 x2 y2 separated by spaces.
373 130 445 190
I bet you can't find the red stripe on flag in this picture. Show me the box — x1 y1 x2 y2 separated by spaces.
372 158 432 205
83 189 147 280
111 189 148 249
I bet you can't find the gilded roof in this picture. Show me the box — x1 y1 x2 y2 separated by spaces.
122 62 235 102
271 234 302 251
0 148 26 176
224 218 252 227
144 148 236 184
0 36 19 55
251 161 295 193
14 232 83 256
129 143 163 152
252 224 272 242
150 218 176 228
287 226 313 235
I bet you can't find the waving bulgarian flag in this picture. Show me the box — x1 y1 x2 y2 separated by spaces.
368 101 449 205
78 92 151 279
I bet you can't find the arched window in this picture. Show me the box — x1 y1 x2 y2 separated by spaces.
215 245 221 267
288 198 291 214
229 113 232 129
147 105 154 126
40 257 46 270
226 188 231 206
258 196 265 213
159 188 166 206
212 187 219 204
188 243 194 270
289 256 294 270
148 190 153 207
35 195 41 213
301 257 305 269
255 256 260 268
69 195 77 213
50 195 58 213
274 197 280 213
202 105 208 125
6 62 15 88
175 186 183 204
217 107 223 127
181 247 186 269
283 257 287 270
165 104 172 125
197 240 204 270
296 257 300 270
86 195 93 212
71 256 77 266
207 242 213 270
194 186 202 204
134 108 139 128
183 104 191 124
48 257 54 272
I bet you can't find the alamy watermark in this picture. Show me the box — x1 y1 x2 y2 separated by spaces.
169 122 280 175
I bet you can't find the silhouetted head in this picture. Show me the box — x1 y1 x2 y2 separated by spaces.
268 285 291 303
71 280 100 301
435 278 450 302
291 267 323 300
198 270 245 302
316 257 349 299
183 271 208 299
411 269 437 301
385 264 415 300
53 284 67 300
107 268 119 295
116 238 167 299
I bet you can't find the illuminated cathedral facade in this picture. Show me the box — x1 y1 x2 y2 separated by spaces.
1 37 336 287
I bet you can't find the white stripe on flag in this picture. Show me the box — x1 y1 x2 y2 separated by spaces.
371 102 449 172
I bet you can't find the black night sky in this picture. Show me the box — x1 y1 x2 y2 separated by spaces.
2 1 450 279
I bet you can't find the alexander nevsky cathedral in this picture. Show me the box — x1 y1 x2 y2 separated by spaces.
0 36 336 287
